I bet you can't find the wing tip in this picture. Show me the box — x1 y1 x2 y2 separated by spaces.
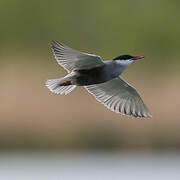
51 40 58 47
50 40 65 49
146 112 152 118
108 103 152 118
116 111 152 118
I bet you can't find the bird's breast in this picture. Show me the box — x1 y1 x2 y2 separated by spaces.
75 66 109 85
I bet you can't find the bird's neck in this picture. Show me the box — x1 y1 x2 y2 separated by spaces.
113 60 133 75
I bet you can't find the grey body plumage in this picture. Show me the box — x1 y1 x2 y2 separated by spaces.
45 40 152 118
75 60 132 85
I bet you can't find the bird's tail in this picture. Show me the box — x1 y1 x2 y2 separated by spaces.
45 77 76 95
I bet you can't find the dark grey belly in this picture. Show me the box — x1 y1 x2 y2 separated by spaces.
75 66 108 86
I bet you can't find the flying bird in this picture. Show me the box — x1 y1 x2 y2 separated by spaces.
45 40 152 118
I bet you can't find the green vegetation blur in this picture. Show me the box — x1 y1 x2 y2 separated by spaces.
0 0 180 150
1 0 180 66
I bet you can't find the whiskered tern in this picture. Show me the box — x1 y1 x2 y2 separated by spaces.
46 40 152 118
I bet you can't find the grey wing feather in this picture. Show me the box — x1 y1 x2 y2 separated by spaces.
51 40 105 72
85 77 152 118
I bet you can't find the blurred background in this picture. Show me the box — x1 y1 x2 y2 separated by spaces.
1 0 180 179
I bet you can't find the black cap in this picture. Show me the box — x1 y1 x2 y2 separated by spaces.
113 55 134 61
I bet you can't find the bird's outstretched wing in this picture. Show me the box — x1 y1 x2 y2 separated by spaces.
51 40 105 72
85 77 152 118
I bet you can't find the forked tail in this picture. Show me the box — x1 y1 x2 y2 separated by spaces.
45 77 76 95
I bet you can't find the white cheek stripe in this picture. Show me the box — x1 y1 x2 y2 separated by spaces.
115 59 133 66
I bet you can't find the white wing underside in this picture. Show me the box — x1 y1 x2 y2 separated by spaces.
85 77 152 118
51 40 105 72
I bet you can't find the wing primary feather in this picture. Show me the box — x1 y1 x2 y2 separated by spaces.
51 40 104 72
85 77 152 118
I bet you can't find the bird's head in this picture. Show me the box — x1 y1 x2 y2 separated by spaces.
112 54 145 73
113 54 144 62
